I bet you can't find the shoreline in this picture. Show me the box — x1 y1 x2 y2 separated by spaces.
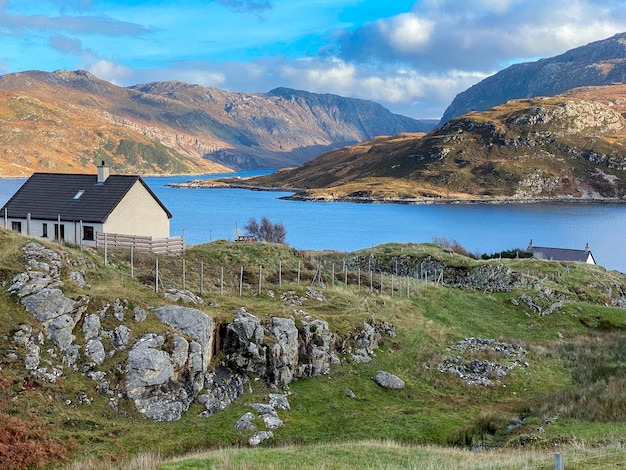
167 180 626 205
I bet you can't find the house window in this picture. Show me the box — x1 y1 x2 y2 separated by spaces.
83 226 94 241
54 223 65 241
11 221 21 233
42 223 48 238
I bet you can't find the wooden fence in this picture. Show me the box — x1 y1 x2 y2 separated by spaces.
96 232 185 256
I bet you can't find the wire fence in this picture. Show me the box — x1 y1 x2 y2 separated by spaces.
105 247 445 298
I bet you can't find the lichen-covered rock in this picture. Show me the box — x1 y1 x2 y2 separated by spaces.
85 339 105 365
21 290 88 351
373 370 405 389
267 317 299 386
199 364 249 416
125 334 188 422
153 305 215 370
235 412 256 430
164 288 205 305
269 393 290 411
222 309 267 377
82 314 101 340
297 318 337 377
249 431 273 446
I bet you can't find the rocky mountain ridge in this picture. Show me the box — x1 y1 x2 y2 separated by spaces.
230 86 626 201
0 70 433 176
441 32 626 123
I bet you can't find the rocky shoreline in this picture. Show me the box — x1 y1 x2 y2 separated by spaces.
168 179 626 205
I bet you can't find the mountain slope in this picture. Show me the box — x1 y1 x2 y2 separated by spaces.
0 70 433 176
238 85 626 201
441 32 626 123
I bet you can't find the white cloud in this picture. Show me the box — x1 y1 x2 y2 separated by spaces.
88 60 133 85
378 13 433 55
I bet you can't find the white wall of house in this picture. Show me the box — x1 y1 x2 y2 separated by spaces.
3 217 103 247
103 181 170 238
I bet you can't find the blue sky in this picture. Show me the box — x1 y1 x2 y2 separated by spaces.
1 0 625 119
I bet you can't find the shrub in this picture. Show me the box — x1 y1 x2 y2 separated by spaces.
481 248 533 260
245 216 287 244
432 236 475 258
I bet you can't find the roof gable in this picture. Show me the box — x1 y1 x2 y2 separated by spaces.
1 173 172 222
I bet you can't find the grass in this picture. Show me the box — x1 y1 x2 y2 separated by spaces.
1 233 626 468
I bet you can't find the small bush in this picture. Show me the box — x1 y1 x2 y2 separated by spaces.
432 236 475 258
245 216 287 244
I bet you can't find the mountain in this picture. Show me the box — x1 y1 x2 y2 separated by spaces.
440 32 626 123
0 70 434 177
236 85 626 201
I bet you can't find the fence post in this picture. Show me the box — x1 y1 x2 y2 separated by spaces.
380 271 384 295
129 245 134 279
297 261 301 286
258 265 262 294
200 261 204 296
104 232 108 265
155 258 159 293
554 453 564 470
369 270 373 293
358 267 361 290
344 264 348 288
391 274 394 297
220 267 224 296
182 258 186 290
406 276 410 298
239 266 243 296
331 263 335 287
279 261 282 287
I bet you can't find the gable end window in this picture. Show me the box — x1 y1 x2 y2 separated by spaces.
11 221 21 233
83 226 94 241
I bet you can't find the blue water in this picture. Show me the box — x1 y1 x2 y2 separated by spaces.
2 172 626 273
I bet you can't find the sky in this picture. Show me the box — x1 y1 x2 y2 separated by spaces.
1 1 625 119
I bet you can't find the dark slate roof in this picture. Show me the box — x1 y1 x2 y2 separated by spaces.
529 246 594 263
0 173 172 223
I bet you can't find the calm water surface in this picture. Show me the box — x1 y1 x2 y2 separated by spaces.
2 172 626 273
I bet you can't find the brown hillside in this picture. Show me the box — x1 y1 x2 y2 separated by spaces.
0 70 431 176
237 86 626 201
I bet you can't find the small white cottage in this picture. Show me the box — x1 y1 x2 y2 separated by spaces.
1 162 172 247
527 240 596 265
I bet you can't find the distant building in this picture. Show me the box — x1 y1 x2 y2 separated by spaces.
1 162 172 247
527 240 596 265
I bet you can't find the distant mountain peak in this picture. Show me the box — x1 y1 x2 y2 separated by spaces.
441 32 626 123
0 69 436 176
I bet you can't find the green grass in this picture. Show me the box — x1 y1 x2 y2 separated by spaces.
1 233 626 468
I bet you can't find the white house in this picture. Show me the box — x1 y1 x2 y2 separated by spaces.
1 163 172 247
527 240 596 265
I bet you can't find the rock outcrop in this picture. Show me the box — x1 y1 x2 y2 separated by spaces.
7 241 403 424
438 338 528 386
222 308 338 389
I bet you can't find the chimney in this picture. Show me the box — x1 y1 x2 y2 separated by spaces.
585 242 590 252
97 161 109 184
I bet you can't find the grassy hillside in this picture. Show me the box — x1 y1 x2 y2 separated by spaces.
0 232 625 468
